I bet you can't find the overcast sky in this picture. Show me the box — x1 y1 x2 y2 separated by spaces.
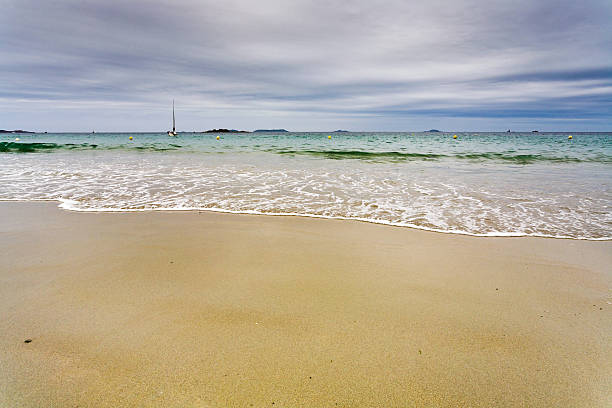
1 0 611 131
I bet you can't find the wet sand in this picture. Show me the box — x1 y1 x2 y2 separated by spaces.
0 202 610 407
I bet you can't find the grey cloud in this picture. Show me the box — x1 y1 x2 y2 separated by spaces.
1 0 611 131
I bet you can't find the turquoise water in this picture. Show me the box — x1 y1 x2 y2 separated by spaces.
1 132 611 163
1 132 610 239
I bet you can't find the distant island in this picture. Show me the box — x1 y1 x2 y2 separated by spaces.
202 129 249 133
0 129 35 134
333 130 349 133
427 129 441 132
253 129 288 133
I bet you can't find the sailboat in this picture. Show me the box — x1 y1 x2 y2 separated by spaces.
168 100 177 136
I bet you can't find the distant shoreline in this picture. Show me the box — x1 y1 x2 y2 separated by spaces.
0 129 35 134
4 130 612 134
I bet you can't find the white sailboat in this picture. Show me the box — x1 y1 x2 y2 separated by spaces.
168 100 177 136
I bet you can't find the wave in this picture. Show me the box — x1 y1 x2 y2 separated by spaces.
274 150 445 161
0 142 98 152
1 198 605 241
3 142 611 164
274 149 612 164
0 142 181 153
1 154 609 240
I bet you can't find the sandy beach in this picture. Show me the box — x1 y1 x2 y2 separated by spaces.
0 202 610 407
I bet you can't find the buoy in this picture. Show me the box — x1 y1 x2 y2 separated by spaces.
568 135 572 140
15 138 20 141
453 134 457 139
216 135 220 140
129 136 133 140
328 135 332 139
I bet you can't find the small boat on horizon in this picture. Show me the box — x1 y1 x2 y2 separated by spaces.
168 100 177 136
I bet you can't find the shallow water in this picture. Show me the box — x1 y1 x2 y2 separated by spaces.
1 131 610 239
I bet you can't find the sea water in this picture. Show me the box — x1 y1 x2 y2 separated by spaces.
1 132 610 240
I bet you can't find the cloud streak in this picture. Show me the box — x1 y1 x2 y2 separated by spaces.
1 0 611 131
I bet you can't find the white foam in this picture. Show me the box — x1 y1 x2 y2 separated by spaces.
2 198 592 240
0 151 610 240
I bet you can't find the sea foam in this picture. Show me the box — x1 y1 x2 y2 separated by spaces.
1 136 610 240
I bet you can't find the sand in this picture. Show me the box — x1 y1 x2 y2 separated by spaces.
0 202 610 407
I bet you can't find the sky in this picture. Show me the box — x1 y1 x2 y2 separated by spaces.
1 0 611 132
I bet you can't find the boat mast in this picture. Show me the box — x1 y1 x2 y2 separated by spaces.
172 100 176 133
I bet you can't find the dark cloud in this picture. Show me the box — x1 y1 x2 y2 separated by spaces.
1 0 611 131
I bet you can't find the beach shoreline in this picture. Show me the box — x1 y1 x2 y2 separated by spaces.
1 202 610 407
2 199 609 241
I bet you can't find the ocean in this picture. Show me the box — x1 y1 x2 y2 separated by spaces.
1 131 610 240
